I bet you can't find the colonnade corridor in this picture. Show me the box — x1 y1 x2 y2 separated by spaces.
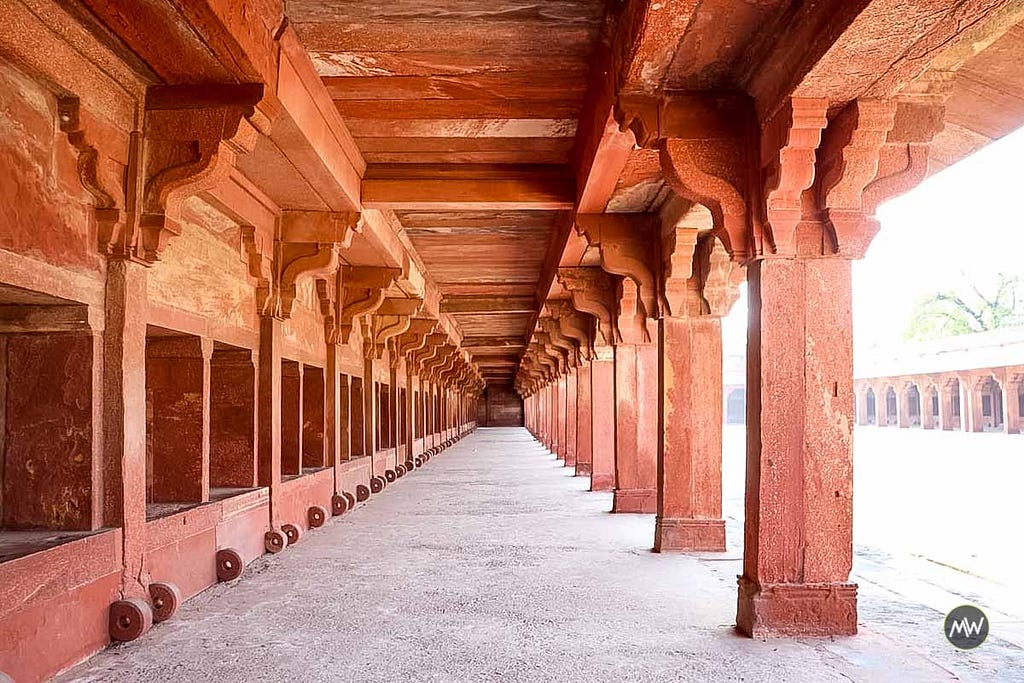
57 428 1013 682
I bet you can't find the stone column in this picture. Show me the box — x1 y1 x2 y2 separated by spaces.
565 367 578 469
938 377 956 430
257 316 283 521
854 384 871 426
363 353 377 462
738 257 857 637
103 259 150 597
962 374 985 433
1005 377 1022 435
325 344 340 472
896 380 913 428
612 338 658 513
920 381 936 430
590 350 616 491
575 362 593 476
876 385 885 426
655 314 726 551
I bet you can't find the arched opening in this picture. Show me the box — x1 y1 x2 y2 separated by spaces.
884 387 898 426
904 383 921 427
866 389 877 425
980 376 1004 431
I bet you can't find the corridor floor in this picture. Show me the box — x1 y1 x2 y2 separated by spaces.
60 429 1020 682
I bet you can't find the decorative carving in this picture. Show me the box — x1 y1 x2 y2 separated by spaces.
279 243 338 318
661 222 700 318
137 84 269 263
761 98 829 256
557 267 621 346
338 266 402 344
370 298 422 362
616 92 758 261
576 213 660 320
240 225 276 316
816 100 898 258
546 300 595 360
694 236 745 318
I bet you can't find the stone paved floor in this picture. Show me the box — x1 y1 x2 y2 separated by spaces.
60 428 1023 682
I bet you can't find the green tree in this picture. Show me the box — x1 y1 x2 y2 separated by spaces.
904 273 1024 341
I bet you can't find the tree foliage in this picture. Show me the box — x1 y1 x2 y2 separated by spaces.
904 273 1024 341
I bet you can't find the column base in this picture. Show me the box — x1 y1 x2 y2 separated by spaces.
736 576 858 637
565 454 576 468
575 462 592 476
612 488 656 514
653 517 725 552
590 474 614 491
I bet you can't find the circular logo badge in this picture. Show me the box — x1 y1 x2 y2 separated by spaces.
944 605 989 649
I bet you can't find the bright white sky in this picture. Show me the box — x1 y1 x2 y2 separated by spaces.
721 125 1024 354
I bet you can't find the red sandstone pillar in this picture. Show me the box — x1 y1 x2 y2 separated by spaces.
963 375 984 433
920 381 936 430
854 385 871 426
575 362 593 477
590 352 616 491
896 381 913 428
654 315 725 552
938 378 956 430
565 368 578 468
612 339 658 513
257 316 283 522
871 382 887 426
363 355 377 463
558 374 568 460
326 345 340 473
738 257 857 637
1005 378 1022 435
103 260 149 597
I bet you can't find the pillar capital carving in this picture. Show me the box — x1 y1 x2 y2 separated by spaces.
557 267 621 346
576 214 660 321
370 298 423 362
545 300 595 361
615 91 759 261
338 266 402 344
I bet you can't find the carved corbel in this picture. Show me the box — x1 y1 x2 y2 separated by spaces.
540 317 579 368
279 243 339 319
761 98 830 256
137 84 270 263
242 225 277 317
693 236 745 318
338 266 402 344
557 267 621 346
546 300 595 361
616 92 759 261
576 214 660 320
395 318 436 363
660 216 700 318
57 97 123 251
370 298 422 361
815 99 898 258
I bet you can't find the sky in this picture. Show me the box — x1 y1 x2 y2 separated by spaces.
721 124 1024 355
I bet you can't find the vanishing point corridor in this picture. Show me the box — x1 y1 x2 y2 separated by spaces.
59 429 1022 682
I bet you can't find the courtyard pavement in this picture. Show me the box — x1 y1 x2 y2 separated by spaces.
60 427 1023 682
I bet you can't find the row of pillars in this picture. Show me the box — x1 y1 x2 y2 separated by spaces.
522 251 860 637
855 370 1024 434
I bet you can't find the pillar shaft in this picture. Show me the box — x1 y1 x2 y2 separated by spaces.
257 316 283 522
612 342 657 513
575 362 593 476
655 315 725 552
590 357 615 491
1005 381 1022 434
738 257 857 637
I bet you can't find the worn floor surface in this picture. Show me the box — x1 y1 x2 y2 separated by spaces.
60 428 1022 682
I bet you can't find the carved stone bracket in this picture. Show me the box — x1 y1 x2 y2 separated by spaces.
546 300 595 361
576 213 660 320
616 92 759 261
242 225 277 317
540 317 579 369
557 267 622 346
661 223 700 318
338 266 402 344
57 97 121 246
761 98 830 256
370 298 423 362
137 84 270 263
